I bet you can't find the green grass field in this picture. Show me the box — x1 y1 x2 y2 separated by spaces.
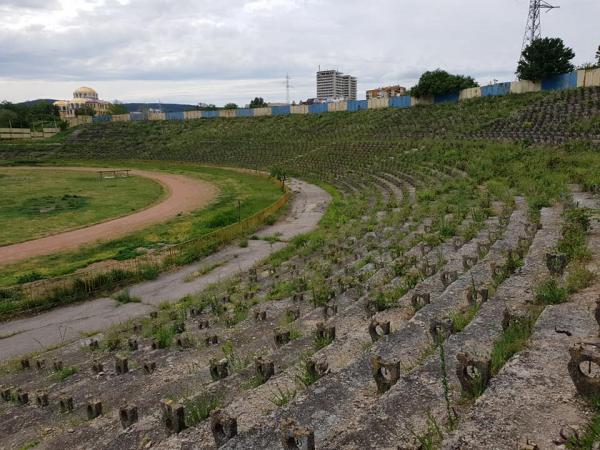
0 162 282 287
0 169 164 246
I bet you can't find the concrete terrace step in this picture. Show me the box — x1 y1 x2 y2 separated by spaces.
218 199 528 449
325 204 563 448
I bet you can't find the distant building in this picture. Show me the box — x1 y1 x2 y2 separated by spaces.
366 85 407 100
54 87 112 118
316 69 357 101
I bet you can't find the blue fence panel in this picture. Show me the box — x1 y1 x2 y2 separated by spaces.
481 82 511 97
434 92 460 104
129 112 145 121
166 111 184 120
236 108 254 117
308 103 328 114
347 100 369 112
541 71 578 91
203 111 218 119
271 105 290 116
92 115 111 123
389 96 412 109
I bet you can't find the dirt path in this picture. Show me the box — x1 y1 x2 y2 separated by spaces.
0 167 218 266
0 179 330 361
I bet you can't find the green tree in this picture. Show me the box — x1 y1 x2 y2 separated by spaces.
269 166 287 190
0 107 19 127
109 102 129 115
596 44 600 64
0 100 60 127
517 37 575 81
224 103 238 109
249 97 267 108
410 70 478 98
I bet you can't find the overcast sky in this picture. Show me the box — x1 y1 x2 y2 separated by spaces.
0 0 598 105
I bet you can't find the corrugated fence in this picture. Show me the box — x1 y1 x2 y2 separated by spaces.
81 68 600 125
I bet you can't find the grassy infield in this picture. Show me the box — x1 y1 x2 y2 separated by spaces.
0 168 164 246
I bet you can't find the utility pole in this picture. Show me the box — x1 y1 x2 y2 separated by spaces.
521 0 559 53
285 74 292 105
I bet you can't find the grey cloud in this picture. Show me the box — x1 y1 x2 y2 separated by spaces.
1 0 599 104
0 0 59 9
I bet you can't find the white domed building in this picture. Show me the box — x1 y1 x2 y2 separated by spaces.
54 87 112 118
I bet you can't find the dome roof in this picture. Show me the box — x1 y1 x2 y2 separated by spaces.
74 87 97 95
71 98 94 104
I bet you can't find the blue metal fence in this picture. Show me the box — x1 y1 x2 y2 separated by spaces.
541 71 578 91
389 96 411 109
481 82 511 97
92 115 112 123
87 70 596 124
434 92 460 104
236 108 254 117
347 100 369 112
271 106 291 116
308 103 328 114
166 111 184 120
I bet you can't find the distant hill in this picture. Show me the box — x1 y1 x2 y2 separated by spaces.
15 99 56 106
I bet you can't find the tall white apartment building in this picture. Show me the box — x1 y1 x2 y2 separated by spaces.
316 70 357 101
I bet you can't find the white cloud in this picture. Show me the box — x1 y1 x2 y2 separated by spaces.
0 0 598 105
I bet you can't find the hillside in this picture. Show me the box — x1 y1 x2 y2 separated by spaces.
0 86 599 449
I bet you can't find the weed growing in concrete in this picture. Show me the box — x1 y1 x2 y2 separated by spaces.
450 303 481 333
314 333 334 351
270 385 297 407
535 279 568 305
113 289 141 304
184 393 220 426
490 316 534 375
437 337 457 430
567 395 600 449
295 355 320 387
50 366 78 381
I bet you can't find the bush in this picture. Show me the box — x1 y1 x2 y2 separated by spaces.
411 69 478 98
